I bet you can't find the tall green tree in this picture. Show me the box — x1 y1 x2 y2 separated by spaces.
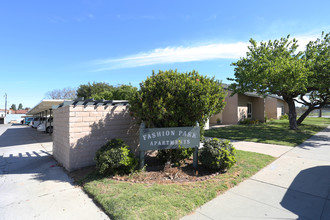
295 32 330 124
112 84 138 100
228 36 309 130
18 103 23 110
76 82 137 100
76 82 115 100
11 104 17 111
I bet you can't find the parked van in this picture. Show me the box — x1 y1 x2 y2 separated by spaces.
37 117 53 133
25 117 34 125
31 117 46 128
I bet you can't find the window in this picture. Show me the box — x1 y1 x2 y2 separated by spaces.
281 106 285 115
247 102 252 119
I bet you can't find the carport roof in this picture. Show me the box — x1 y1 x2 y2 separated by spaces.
26 99 66 115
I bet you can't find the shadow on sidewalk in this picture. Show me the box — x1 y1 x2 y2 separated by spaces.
0 125 70 183
0 124 52 148
280 166 330 219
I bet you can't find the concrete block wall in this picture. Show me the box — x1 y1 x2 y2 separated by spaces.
53 104 139 171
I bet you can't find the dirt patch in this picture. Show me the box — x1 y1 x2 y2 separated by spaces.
70 155 223 184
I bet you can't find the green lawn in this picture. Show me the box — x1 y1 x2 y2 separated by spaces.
205 117 330 147
79 150 274 220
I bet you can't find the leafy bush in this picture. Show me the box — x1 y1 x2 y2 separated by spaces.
157 147 194 167
239 118 260 125
94 139 138 176
199 138 236 171
239 118 251 125
280 114 289 120
129 69 226 129
129 70 226 164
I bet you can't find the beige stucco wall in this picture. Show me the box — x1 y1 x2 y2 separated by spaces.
253 97 265 122
265 97 289 119
209 112 222 124
237 94 265 122
265 97 278 119
210 92 267 124
220 91 239 124
237 94 253 121
53 104 139 171
277 99 289 118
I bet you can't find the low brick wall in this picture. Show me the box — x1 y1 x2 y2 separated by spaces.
53 104 139 171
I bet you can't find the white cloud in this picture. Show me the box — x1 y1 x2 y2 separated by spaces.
93 42 249 71
92 31 325 71
294 33 320 52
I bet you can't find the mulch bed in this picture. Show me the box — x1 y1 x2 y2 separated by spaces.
70 155 224 184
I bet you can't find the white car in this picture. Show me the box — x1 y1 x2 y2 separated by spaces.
31 117 44 128
37 117 53 133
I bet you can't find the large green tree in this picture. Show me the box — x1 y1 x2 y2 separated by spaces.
18 103 23 110
76 82 137 100
11 104 17 111
295 32 330 124
228 36 309 130
112 84 138 100
76 82 114 100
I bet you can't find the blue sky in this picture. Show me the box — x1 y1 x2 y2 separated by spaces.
0 0 329 109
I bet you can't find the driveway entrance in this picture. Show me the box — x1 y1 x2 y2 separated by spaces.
0 124 109 220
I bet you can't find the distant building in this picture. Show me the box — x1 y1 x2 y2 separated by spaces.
0 108 29 124
209 85 289 125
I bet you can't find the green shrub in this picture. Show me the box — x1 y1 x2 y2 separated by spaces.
239 118 260 125
199 138 236 171
157 147 194 167
264 115 268 123
239 118 251 125
94 139 138 176
280 114 289 120
129 70 226 165
129 69 226 130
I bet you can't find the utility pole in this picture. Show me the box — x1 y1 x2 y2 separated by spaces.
4 93 7 116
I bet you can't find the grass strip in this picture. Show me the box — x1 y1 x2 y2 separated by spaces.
205 118 330 147
80 150 274 220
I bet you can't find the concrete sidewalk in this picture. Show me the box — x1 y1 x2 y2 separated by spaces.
0 124 109 220
183 126 330 220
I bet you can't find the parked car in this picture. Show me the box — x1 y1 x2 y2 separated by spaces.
37 117 53 133
31 117 46 128
25 117 34 125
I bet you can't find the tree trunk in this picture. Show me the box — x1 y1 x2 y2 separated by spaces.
297 107 315 125
283 96 298 130
319 108 322 117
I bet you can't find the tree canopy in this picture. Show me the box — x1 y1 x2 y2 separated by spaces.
228 32 330 129
11 104 16 111
76 82 137 100
228 35 310 129
45 87 77 100
18 103 23 110
295 32 330 124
